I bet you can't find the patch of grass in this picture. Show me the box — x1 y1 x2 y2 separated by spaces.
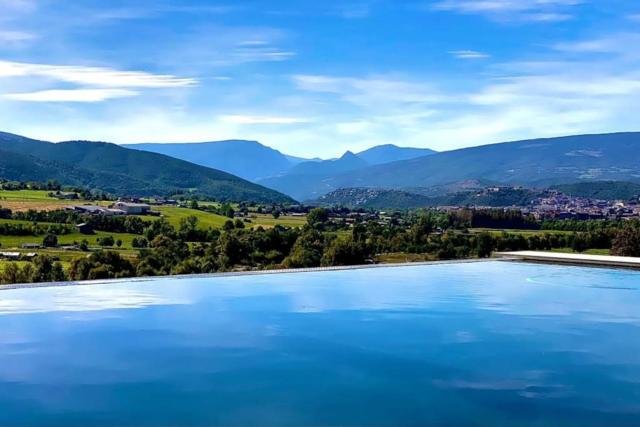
154 206 230 229
151 207 308 230
0 189 58 201
246 214 307 229
469 228 572 236
0 189 81 212
0 229 140 250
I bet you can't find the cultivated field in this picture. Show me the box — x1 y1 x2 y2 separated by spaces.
0 190 71 212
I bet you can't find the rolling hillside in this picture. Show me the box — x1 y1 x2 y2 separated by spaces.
0 132 294 203
271 133 640 200
311 187 542 209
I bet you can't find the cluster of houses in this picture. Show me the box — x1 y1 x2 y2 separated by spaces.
523 192 640 220
65 201 155 217
0 251 38 260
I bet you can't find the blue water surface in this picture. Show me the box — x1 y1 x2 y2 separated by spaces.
1 261 640 426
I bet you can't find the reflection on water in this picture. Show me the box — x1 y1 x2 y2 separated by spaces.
1 262 640 426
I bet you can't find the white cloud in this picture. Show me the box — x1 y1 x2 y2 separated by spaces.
231 43 295 63
450 50 490 59
219 114 311 124
553 33 640 58
0 30 36 43
4 88 138 102
0 60 197 88
430 0 582 22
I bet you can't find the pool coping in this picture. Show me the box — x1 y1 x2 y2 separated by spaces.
0 258 496 291
496 251 640 270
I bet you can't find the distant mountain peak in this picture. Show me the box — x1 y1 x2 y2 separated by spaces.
341 150 359 159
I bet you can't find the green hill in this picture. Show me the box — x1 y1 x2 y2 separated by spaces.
0 132 294 203
311 187 542 209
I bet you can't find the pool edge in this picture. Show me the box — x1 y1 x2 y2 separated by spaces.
0 258 499 291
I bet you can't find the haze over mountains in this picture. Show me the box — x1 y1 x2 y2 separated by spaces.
0 132 293 203
265 132 640 201
124 141 435 182
123 140 298 182
2 131 639 204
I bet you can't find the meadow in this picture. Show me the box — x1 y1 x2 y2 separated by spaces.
0 189 70 212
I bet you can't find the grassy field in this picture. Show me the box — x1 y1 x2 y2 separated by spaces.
469 228 573 236
0 189 70 212
154 206 229 229
0 218 140 250
0 189 57 200
246 213 307 229
152 207 308 230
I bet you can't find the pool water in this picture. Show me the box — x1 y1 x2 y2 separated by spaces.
1 261 640 426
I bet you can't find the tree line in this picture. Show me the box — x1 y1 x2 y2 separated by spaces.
2 208 639 285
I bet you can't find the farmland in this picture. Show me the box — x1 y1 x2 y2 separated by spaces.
0 189 70 212
0 192 311 278
151 207 308 230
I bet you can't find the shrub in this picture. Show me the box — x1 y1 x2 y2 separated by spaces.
42 234 58 247
611 224 640 257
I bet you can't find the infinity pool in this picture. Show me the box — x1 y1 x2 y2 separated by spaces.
1 261 640 426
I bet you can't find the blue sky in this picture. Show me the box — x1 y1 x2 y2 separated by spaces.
0 0 639 158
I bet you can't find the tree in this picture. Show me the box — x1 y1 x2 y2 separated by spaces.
0 263 20 284
221 204 235 218
234 218 245 229
79 239 89 251
132 237 149 248
97 235 115 247
223 220 235 231
282 229 325 268
307 208 329 230
31 256 67 283
143 218 175 241
0 207 11 219
571 233 589 253
116 239 122 248
321 236 370 266
69 251 135 280
42 234 58 247
475 232 495 258
217 233 243 268
611 224 640 257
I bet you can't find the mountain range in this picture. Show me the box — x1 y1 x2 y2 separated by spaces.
123 140 298 182
273 132 640 201
0 132 293 203
124 141 436 185
2 130 639 205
